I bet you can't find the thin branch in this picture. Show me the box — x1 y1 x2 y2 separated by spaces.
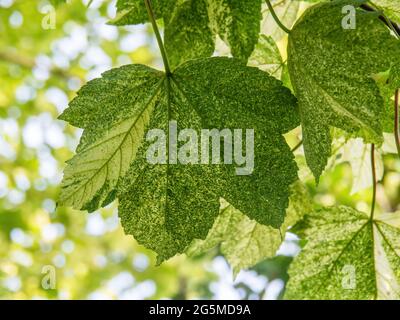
370 144 377 221
395 89 400 157
265 0 291 34
144 0 171 75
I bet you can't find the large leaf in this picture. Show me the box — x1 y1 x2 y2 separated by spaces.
59 57 299 262
285 206 400 300
288 0 400 181
187 181 313 275
111 0 262 67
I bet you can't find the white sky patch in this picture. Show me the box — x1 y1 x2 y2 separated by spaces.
80 46 112 69
107 272 135 295
14 172 31 191
132 254 150 272
41 223 65 243
11 250 33 267
120 32 147 52
15 84 36 103
0 0 13 8
120 280 156 300
10 228 34 248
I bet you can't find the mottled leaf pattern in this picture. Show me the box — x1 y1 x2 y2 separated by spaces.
187 182 313 275
285 206 400 300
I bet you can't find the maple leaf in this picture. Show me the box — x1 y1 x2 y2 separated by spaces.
59 57 299 261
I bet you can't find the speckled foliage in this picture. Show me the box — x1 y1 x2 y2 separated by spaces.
288 0 400 181
59 57 299 262
285 206 400 300
111 0 262 68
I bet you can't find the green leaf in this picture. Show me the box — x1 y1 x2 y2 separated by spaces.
187 181 313 275
111 0 262 67
287 0 400 181
59 57 299 262
285 206 400 300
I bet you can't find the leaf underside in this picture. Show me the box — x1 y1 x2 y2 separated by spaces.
288 0 400 181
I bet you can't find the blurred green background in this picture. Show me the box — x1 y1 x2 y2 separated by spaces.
0 0 399 299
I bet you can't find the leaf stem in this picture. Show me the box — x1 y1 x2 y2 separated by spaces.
370 144 377 221
144 0 171 75
265 0 291 34
395 89 400 157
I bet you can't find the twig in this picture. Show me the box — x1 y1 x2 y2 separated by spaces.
369 144 377 221
144 0 171 75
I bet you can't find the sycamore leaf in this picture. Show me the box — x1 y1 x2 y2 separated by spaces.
59 57 299 262
288 0 400 181
285 206 400 300
248 35 284 79
187 181 313 275
111 0 262 67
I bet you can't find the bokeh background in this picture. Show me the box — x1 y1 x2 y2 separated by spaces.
0 0 399 299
